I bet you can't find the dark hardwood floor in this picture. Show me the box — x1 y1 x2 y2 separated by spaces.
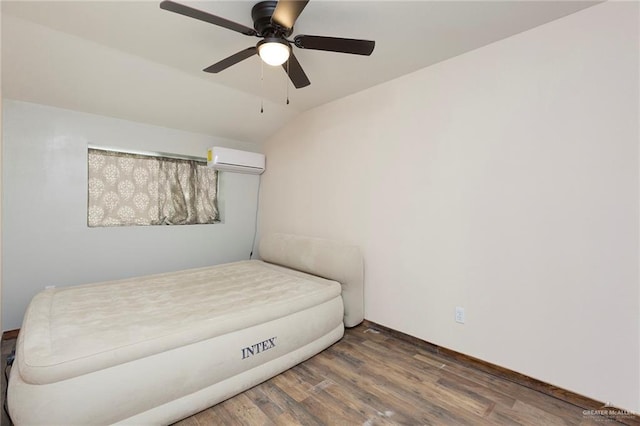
175 323 629 425
0 323 632 425
1 335 13 426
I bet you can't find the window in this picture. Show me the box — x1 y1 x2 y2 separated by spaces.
88 148 219 227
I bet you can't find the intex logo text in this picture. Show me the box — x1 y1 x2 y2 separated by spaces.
241 336 277 360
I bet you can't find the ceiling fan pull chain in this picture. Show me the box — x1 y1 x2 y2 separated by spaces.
260 59 264 114
286 59 290 105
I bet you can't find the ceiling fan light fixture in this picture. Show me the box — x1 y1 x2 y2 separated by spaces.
257 38 290 66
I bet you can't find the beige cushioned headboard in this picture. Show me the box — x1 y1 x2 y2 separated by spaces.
259 233 364 328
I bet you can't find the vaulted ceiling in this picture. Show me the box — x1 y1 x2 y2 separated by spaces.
2 1 598 144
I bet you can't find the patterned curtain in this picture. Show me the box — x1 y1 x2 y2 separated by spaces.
88 149 219 227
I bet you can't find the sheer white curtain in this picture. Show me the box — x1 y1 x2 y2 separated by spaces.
88 149 219 227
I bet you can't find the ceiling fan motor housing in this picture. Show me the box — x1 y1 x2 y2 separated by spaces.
251 1 292 37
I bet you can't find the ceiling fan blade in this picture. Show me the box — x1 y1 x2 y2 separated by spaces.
294 35 375 56
272 0 309 30
283 53 310 88
203 47 257 73
160 0 256 36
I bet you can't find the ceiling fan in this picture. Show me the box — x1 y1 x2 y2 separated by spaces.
159 0 375 89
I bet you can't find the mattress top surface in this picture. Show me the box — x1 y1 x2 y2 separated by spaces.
18 260 342 384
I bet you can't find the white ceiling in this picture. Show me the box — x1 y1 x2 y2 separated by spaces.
2 0 598 144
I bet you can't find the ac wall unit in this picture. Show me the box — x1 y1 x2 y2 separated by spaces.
207 147 265 175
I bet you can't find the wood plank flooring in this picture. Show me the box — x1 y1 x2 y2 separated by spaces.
0 323 632 425
173 323 626 425
1 334 13 426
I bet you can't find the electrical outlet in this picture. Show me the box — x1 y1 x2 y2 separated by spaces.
455 306 465 324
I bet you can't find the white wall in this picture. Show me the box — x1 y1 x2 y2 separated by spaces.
0 3 3 335
2 100 261 330
260 2 639 412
